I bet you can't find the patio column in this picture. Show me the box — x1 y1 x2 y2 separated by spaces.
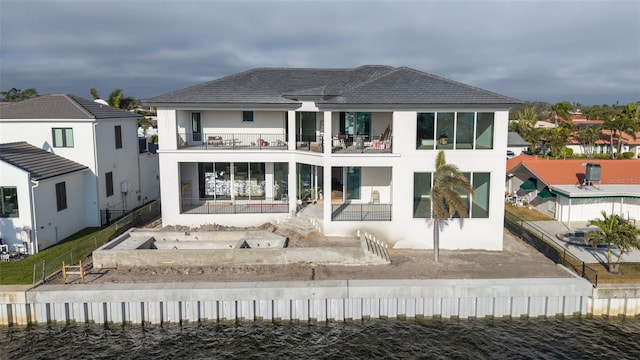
323 111 332 155
287 111 296 151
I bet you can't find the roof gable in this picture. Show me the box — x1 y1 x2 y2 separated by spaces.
0 94 141 120
0 141 88 180
145 65 521 106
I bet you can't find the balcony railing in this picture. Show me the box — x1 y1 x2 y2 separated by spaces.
331 203 392 221
331 135 392 154
181 198 289 214
295 136 324 153
177 132 288 150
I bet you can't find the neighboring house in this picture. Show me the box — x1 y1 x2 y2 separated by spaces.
567 130 640 158
0 94 159 230
0 142 89 253
571 114 603 130
145 65 520 250
506 154 640 224
534 120 556 129
507 132 530 157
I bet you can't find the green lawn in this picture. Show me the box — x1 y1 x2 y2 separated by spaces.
0 226 115 285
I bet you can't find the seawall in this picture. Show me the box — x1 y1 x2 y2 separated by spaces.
5 277 630 327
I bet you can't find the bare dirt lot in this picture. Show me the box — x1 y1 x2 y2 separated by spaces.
55 224 572 284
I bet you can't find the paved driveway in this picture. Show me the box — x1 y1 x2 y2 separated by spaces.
524 220 640 263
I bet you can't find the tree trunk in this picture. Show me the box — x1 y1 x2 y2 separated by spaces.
433 220 440 263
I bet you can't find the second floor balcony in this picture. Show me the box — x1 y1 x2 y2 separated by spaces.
177 132 289 150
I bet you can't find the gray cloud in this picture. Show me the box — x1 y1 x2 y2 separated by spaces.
1 0 638 105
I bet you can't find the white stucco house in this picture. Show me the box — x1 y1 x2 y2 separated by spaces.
145 66 520 250
0 94 160 233
0 142 90 253
507 131 531 157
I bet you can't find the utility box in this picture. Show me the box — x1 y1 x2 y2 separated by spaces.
585 163 601 182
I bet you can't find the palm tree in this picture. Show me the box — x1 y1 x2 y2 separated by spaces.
586 211 640 273
546 126 571 159
430 150 474 262
549 101 573 128
514 107 543 152
602 103 639 158
576 127 601 158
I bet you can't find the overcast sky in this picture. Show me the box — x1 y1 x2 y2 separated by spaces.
1 0 639 105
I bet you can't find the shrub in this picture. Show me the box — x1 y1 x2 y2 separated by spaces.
621 152 635 159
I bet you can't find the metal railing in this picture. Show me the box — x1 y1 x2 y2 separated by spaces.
181 198 289 214
504 211 598 287
32 200 161 285
177 132 288 150
331 203 392 221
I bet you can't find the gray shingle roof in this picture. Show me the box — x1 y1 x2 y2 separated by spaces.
0 94 141 120
145 65 521 106
0 141 88 181
507 132 531 147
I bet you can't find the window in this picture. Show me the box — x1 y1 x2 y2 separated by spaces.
416 112 494 150
346 167 361 200
192 112 202 142
476 113 494 149
413 173 431 218
52 128 74 148
242 111 254 122
413 172 490 218
55 182 67 211
106 172 114 197
115 125 122 149
0 187 18 218
340 112 371 139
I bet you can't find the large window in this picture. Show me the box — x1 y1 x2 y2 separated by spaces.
346 167 361 200
416 112 494 150
198 162 265 200
413 172 490 218
52 128 74 148
106 172 114 197
0 187 18 217
55 182 67 211
115 125 122 149
273 163 288 200
340 112 371 140
413 173 431 218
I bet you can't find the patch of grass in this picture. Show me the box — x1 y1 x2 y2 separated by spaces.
586 262 640 284
505 203 553 221
0 226 115 285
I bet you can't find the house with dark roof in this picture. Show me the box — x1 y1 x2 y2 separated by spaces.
145 65 520 250
0 94 160 242
507 132 531 157
506 154 640 224
0 142 90 253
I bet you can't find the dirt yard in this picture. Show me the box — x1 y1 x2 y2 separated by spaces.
54 221 572 284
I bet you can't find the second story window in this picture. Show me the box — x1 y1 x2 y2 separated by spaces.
242 111 254 122
115 125 122 149
52 128 74 148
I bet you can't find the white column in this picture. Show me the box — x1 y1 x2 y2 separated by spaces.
265 162 274 200
323 111 332 155
288 111 296 151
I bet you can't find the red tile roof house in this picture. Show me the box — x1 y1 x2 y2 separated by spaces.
567 130 640 158
506 154 640 225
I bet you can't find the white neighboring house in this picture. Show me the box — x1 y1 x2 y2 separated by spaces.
0 142 90 253
145 66 520 250
507 132 530 157
0 94 159 230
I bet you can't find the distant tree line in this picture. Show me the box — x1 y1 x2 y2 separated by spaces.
1 88 39 102
509 101 640 159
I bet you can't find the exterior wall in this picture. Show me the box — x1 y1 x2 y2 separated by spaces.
556 196 640 223
158 107 509 251
0 163 33 252
139 152 160 204
176 110 286 135
32 171 89 250
94 119 142 213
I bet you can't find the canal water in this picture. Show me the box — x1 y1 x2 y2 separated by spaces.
2 318 639 359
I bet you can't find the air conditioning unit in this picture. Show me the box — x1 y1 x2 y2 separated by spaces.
585 163 601 182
